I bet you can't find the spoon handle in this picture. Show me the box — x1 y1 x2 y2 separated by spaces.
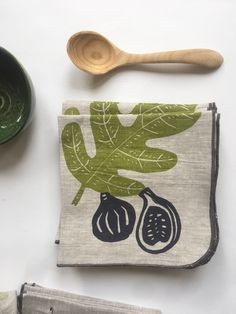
125 49 223 69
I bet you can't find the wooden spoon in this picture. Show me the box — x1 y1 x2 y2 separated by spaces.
67 31 223 75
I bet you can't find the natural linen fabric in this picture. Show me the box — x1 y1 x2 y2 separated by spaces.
57 100 219 268
19 283 161 314
0 291 17 314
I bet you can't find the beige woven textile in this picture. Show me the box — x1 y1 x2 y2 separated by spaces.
56 101 219 268
0 291 17 314
19 283 161 314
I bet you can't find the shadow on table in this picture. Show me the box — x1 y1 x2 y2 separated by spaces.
67 63 219 90
0 122 34 171
56 242 225 299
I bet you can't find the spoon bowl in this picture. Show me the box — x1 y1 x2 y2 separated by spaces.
67 31 223 75
67 31 123 75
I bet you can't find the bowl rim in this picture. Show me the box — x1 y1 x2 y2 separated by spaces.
0 47 33 144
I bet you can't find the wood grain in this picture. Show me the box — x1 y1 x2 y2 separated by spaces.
67 31 223 75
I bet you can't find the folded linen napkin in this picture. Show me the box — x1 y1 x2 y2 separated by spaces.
57 100 219 268
0 291 17 314
18 283 161 314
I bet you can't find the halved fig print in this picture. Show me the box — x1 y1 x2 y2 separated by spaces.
92 193 136 242
136 188 181 254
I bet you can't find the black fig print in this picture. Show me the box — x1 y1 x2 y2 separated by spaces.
142 206 172 245
136 188 181 254
92 193 136 242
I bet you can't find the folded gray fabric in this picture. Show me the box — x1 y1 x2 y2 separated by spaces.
57 100 219 268
18 283 161 314
0 291 17 314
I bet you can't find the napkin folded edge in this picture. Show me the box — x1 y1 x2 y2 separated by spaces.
18 283 161 314
56 101 220 269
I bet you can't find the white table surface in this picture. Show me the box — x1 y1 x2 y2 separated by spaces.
0 0 235 313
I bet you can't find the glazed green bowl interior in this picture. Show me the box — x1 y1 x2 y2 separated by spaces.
0 47 32 144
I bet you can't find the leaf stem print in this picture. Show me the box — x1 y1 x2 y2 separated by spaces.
62 102 201 205
72 184 86 205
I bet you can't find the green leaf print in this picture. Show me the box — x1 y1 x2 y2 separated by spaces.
62 102 201 205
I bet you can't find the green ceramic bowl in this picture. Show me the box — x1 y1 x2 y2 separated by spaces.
0 47 34 144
